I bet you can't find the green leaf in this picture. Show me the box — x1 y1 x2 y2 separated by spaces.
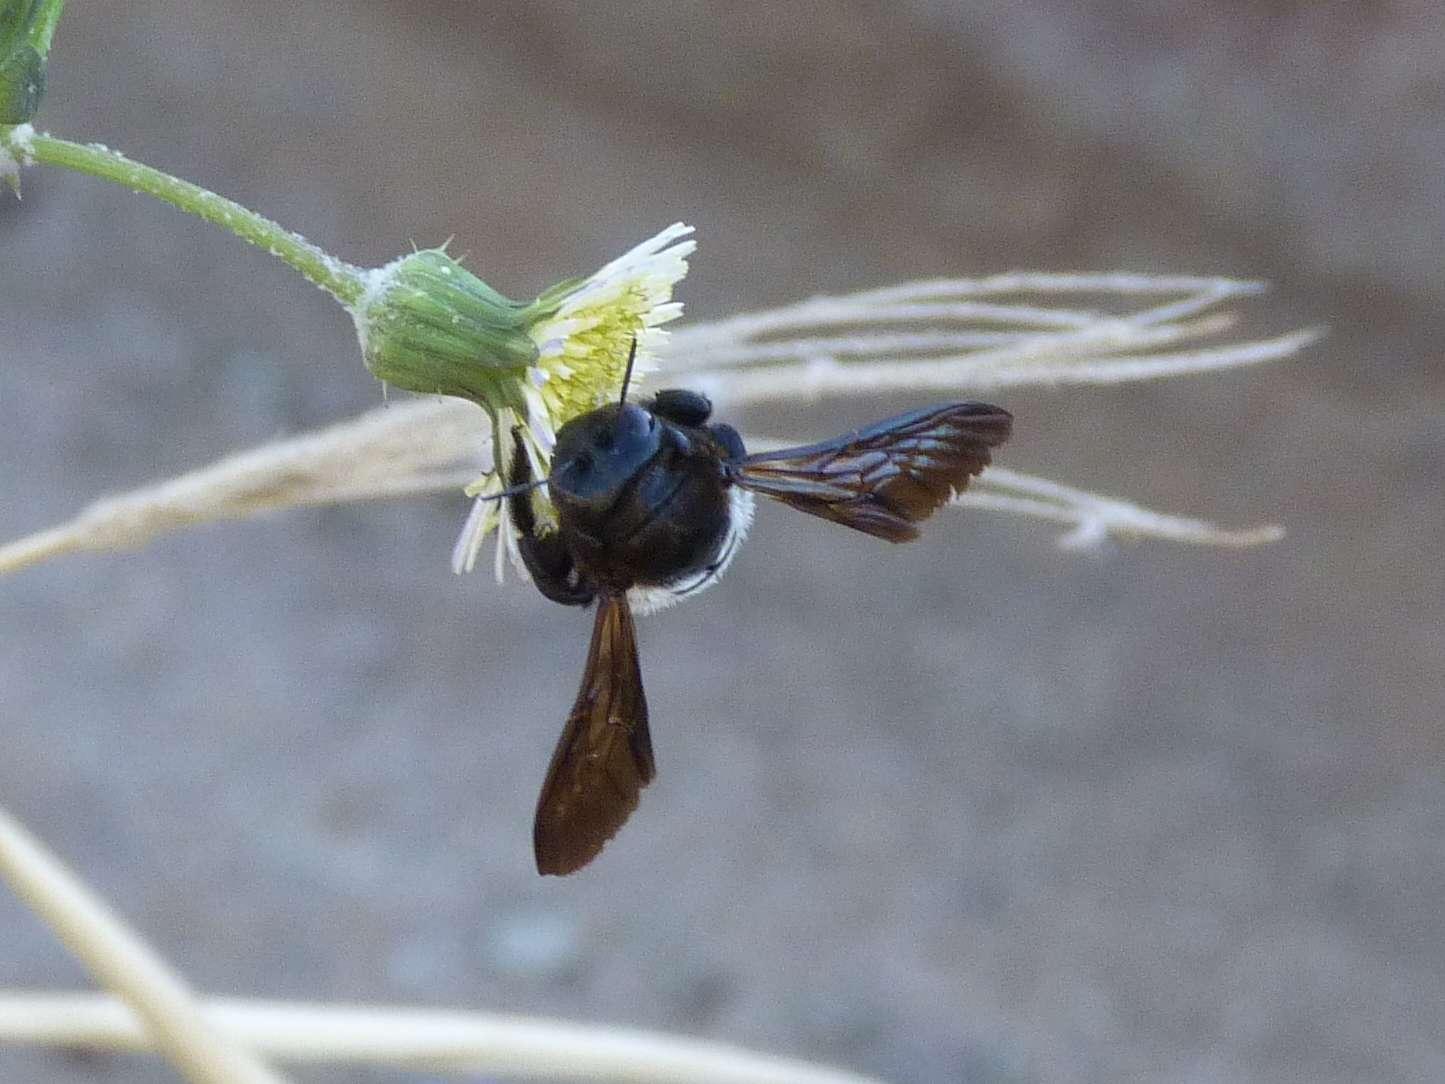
0 0 65 122
0 42 43 122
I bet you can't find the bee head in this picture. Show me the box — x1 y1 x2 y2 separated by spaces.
549 403 662 505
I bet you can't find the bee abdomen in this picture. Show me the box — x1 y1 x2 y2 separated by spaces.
627 488 754 616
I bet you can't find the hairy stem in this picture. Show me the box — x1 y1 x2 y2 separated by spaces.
10 129 366 304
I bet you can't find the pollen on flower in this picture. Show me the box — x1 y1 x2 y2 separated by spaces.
526 224 695 436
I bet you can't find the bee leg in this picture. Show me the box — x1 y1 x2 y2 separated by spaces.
648 388 713 427
508 429 595 608
520 536 595 607
708 422 747 462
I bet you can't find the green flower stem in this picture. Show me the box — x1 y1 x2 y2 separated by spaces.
18 131 366 305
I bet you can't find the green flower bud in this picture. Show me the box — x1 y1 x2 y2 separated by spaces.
353 248 541 414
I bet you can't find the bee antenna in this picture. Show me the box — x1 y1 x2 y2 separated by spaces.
475 477 548 502
618 336 639 405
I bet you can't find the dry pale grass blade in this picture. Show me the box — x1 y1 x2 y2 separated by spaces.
672 297 1105 350
722 326 1317 400
667 272 1269 367
0 809 291 1084
736 440 1284 549
832 271 1266 303
690 324 1321 403
0 993 883 1084
958 468 1284 548
0 398 485 574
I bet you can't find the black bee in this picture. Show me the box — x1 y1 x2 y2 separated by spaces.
495 342 1012 874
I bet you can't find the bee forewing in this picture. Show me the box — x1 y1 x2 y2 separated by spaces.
730 402 1012 542
533 593 655 875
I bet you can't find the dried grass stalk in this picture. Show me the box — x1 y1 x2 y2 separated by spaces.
0 992 882 1084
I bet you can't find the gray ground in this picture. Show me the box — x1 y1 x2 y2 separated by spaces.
1 3 1442 1082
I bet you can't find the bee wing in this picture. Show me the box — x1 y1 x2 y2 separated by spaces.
729 402 1012 542
533 593 655 875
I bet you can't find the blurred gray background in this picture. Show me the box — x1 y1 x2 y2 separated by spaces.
2 3 1442 1082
